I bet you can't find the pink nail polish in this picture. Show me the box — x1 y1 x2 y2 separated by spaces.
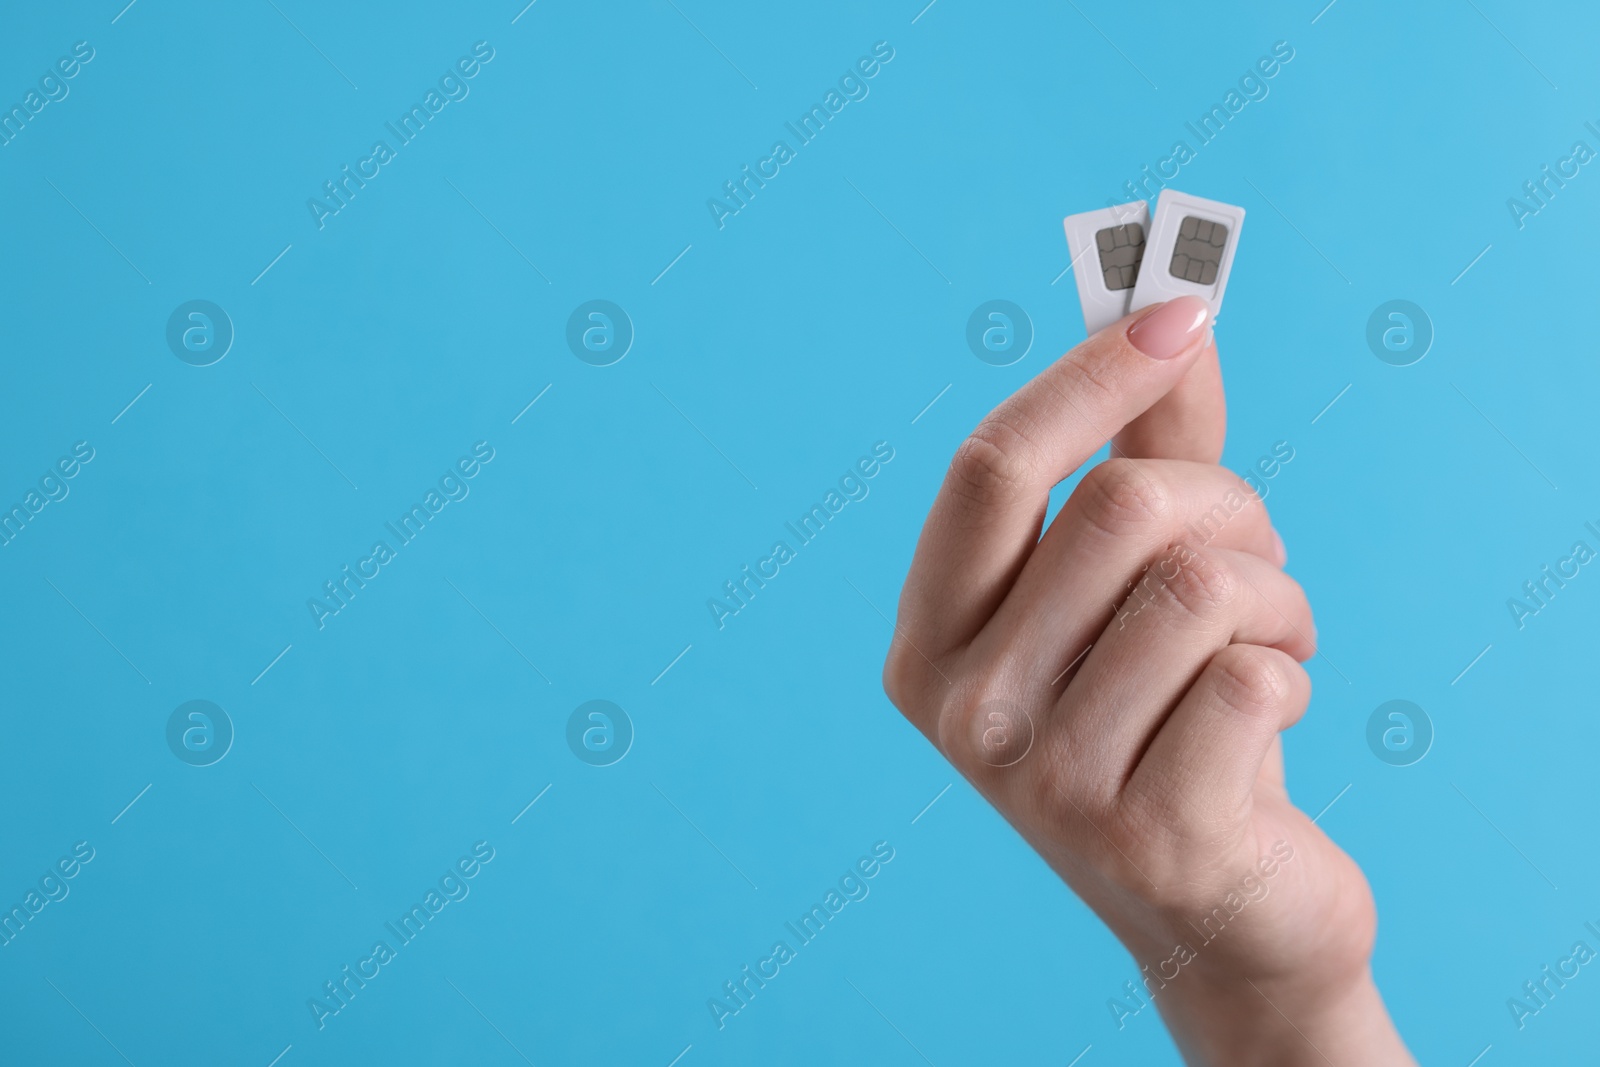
1272 528 1287 565
1127 296 1211 360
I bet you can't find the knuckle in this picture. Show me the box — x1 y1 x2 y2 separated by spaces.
1155 545 1237 623
881 624 950 716
937 683 1037 773
881 641 917 711
1207 645 1295 719
946 418 1038 511
1049 349 1120 409
1044 778 1158 884
934 688 986 769
1075 459 1171 540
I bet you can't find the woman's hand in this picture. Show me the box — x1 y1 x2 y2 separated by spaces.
884 297 1413 1066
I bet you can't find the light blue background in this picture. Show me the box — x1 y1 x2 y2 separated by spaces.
1 1 1595 1064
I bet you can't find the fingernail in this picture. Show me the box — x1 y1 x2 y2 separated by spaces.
1127 296 1211 360
1272 528 1287 565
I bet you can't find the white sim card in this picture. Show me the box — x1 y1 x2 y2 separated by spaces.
1063 201 1149 336
1128 189 1245 320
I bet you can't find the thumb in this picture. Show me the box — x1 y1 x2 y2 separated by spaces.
1112 328 1227 463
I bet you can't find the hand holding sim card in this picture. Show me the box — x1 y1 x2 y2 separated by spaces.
886 176 1416 1067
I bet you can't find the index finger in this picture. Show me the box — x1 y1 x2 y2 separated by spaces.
894 296 1212 661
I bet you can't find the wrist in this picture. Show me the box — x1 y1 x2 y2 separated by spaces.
1153 966 1414 1067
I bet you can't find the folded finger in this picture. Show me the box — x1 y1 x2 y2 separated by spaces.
1125 644 1310 833
1048 547 1314 794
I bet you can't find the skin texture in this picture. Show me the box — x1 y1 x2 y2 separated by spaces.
883 299 1415 1066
